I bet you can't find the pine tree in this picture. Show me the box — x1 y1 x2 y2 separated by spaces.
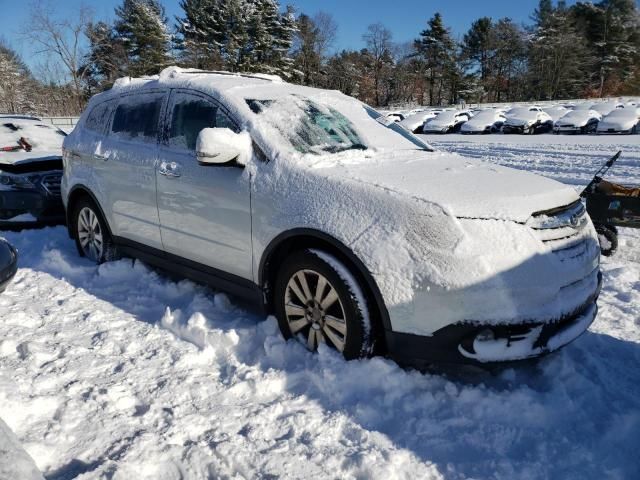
269 4 297 78
414 13 458 105
83 21 128 90
175 0 224 69
114 0 173 76
529 1 589 99
463 17 493 83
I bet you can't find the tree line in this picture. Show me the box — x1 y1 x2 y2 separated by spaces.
1 0 639 116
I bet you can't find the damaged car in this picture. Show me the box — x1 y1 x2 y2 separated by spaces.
62 67 601 366
0 116 66 227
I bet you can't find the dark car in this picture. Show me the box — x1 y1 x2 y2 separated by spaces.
0 238 17 292
0 115 67 228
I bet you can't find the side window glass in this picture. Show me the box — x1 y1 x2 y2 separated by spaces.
168 96 239 150
216 109 237 131
169 98 217 150
85 101 112 133
111 95 163 143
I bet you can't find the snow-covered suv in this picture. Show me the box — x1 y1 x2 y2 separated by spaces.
62 67 601 366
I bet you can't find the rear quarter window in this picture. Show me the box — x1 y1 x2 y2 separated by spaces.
111 94 164 143
84 101 115 133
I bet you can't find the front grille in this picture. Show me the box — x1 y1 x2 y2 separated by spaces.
40 173 62 196
527 200 592 263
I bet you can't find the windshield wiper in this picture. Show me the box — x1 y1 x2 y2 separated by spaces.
324 143 367 153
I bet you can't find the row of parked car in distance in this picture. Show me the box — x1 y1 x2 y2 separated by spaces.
388 99 640 135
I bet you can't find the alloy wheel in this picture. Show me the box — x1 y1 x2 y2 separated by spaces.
77 207 104 262
284 269 347 352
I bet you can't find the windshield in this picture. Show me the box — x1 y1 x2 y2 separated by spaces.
246 95 432 155
247 97 365 154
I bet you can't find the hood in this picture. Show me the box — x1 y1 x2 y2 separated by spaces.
556 111 597 126
318 150 578 223
505 112 538 125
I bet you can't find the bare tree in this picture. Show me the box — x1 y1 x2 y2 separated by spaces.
312 11 338 60
363 23 394 106
21 1 93 110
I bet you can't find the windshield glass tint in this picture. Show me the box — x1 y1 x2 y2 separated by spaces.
247 96 366 155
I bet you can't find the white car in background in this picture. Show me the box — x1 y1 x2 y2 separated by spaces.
543 105 570 123
591 101 624 116
460 110 506 134
385 112 405 123
422 110 472 133
596 108 640 134
554 109 602 134
502 107 554 134
399 110 441 133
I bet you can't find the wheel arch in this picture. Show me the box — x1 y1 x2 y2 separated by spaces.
259 228 392 340
66 185 113 239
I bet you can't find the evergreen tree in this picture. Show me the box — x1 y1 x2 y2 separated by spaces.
463 17 493 83
83 21 128 91
414 13 458 105
571 0 640 96
175 0 225 69
114 0 172 76
529 1 589 99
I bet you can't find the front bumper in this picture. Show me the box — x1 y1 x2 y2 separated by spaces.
385 272 602 367
0 190 65 227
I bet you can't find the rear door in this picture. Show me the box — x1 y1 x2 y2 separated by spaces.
95 90 168 249
156 89 253 280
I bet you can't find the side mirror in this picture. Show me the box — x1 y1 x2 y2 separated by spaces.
195 128 244 166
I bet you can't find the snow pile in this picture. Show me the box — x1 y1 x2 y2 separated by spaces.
0 133 638 479
0 417 44 480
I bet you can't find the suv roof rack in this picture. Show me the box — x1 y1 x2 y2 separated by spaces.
179 70 282 83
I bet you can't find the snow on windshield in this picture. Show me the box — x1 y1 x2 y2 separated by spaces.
246 96 365 155
242 93 430 158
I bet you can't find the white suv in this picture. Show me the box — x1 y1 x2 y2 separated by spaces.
62 67 601 366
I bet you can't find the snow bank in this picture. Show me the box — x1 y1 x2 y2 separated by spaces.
0 417 44 480
0 124 638 480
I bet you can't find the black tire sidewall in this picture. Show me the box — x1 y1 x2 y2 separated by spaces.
595 225 618 257
274 249 372 360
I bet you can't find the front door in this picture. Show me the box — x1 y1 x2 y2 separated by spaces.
156 90 253 280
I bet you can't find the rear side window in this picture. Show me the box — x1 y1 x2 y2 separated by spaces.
85 101 114 133
169 97 238 150
111 94 164 143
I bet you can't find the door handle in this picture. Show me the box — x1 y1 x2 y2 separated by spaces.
158 161 182 178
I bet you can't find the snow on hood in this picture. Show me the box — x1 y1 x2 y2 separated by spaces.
461 111 504 131
598 108 640 130
504 109 543 125
556 109 601 126
0 117 65 166
315 150 578 223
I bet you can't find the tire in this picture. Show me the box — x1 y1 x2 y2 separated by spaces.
274 249 374 360
72 198 118 264
595 224 618 257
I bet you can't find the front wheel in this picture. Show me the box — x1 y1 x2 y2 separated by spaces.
274 249 374 360
72 198 118 264
595 224 618 257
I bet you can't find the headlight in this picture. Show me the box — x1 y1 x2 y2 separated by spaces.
0 173 40 190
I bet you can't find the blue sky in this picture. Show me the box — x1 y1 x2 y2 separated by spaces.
2 0 580 74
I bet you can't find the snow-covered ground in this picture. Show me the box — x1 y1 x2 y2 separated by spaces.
0 133 639 480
